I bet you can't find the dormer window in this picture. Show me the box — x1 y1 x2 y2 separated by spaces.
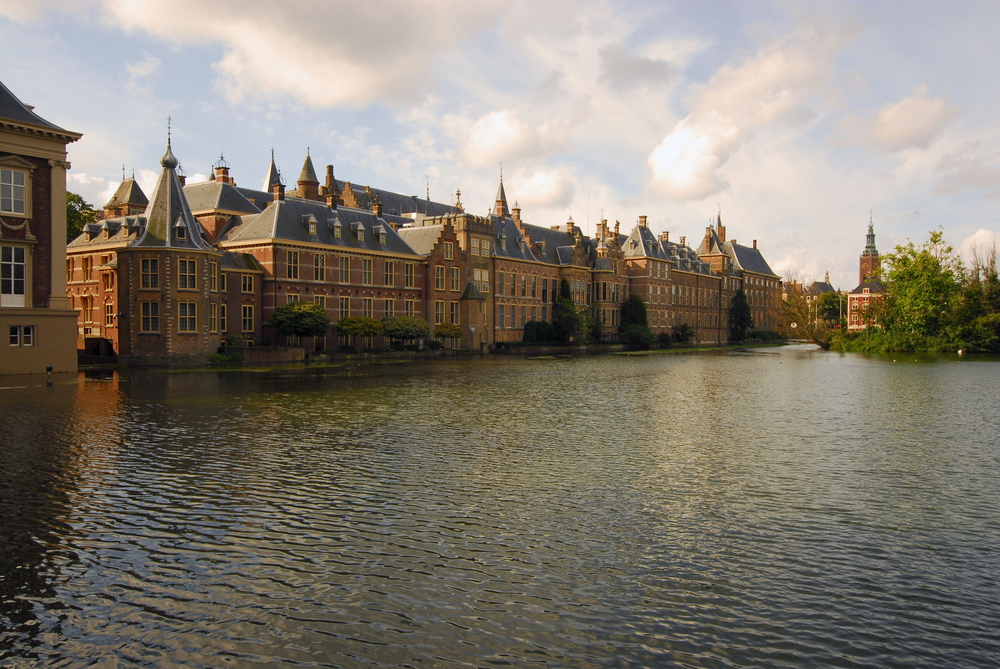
176 226 187 240
519 239 525 253
375 227 386 245
500 233 507 251
333 221 342 238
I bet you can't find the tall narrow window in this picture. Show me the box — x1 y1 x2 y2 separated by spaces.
450 267 460 292
384 260 395 286
220 304 227 332
210 302 219 332
141 301 159 332
362 258 373 284
384 298 394 317
450 301 460 324
314 253 326 281
105 302 114 326
210 262 219 291
339 256 351 283
178 259 197 289
435 265 445 291
444 242 453 259
405 300 415 317
0 169 26 215
178 302 197 332
339 296 351 320
405 263 415 288
1 246 26 307
434 300 445 324
242 305 254 332
362 297 373 318
286 250 299 279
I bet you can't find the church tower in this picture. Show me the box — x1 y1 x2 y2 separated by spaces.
859 216 879 284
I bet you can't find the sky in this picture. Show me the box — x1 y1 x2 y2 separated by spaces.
2 0 1000 289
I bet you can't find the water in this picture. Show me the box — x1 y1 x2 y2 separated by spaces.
2 345 999 667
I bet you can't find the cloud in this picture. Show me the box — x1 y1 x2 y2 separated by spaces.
647 18 852 201
598 44 675 92
513 167 575 208
461 109 556 168
125 54 161 93
959 228 1000 266
93 0 502 108
840 84 960 152
933 141 1000 196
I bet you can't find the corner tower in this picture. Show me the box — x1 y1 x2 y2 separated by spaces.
860 216 879 284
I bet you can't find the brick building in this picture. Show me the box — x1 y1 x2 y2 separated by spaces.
848 220 883 331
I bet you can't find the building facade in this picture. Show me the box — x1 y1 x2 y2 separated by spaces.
848 221 884 331
1 80 80 374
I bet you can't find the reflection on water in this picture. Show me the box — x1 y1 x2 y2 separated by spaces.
2 346 1000 667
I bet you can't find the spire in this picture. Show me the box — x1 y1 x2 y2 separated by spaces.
299 148 319 184
133 140 211 250
864 213 878 254
264 149 282 191
494 168 509 218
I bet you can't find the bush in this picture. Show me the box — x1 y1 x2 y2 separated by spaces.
657 332 673 349
620 324 655 350
523 320 556 343
427 340 443 350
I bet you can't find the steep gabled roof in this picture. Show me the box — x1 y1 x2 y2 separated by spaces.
726 241 779 277
337 181 459 217
184 181 261 215
850 280 884 294
0 79 80 142
491 216 539 262
397 224 444 256
623 224 671 261
105 177 148 209
132 142 214 250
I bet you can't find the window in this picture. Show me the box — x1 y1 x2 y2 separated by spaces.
474 268 489 293
0 168 26 215
450 267 460 292
520 275 527 297
287 293 299 304
220 304 227 332
498 304 506 328
1 246 26 307
471 239 480 256
521 306 527 327
8 325 34 346
242 305 254 332
531 306 537 322
498 272 505 296
542 278 548 303
334 222 342 239
175 226 186 240
435 265 445 291
314 254 326 281
210 302 219 332
178 302 197 332
220 272 227 292
141 301 159 332
339 256 351 283
356 226 365 242
66 258 74 284
314 294 326 309
286 250 299 279
384 260 394 286
450 301 460 324
105 302 114 326
210 262 219 291
362 258 373 285
405 263 415 288
444 242 453 259
362 297 373 318
82 257 92 281
339 296 351 320
405 299 415 317
434 300 445 324
509 274 516 296
531 276 537 298
481 240 491 257
178 259 197 289
384 298 394 317
241 274 254 293
379 229 386 245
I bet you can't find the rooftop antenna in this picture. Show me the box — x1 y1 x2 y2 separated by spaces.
122 164 125 181
167 115 171 146
426 174 429 201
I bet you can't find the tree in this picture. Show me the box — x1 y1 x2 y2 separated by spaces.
880 229 960 336
729 288 753 341
269 301 331 339
66 191 99 242
381 316 430 345
552 278 581 344
781 293 833 349
620 294 648 327
433 322 463 345
334 316 383 350
815 291 846 326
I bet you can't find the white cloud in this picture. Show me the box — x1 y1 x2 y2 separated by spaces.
933 140 1000 196
647 18 852 201
514 167 575 209
125 53 161 93
98 0 503 108
461 110 556 168
959 228 1000 266
840 84 960 152
598 44 676 92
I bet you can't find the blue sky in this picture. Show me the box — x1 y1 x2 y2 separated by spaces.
2 0 999 289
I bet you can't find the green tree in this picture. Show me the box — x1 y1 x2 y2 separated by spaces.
552 278 581 344
268 301 331 338
781 293 833 349
815 291 846 326
729 288 753 341
334 316 383 350
381 316 430 344
66 191 99 241
620 294 648 327
879 230 960 336
433 322 463 344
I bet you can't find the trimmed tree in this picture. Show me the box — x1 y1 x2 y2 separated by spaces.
334 316 383 350
729 288 753 341
382 316 431 347
434 322 463 347
269 301 331 342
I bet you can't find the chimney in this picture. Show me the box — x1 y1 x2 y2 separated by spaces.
679 236 686 247
373 199 383 217
512 205 521 224
753 239 757 249
272 183 285 201
661 231 670 242
639 215 648 228
566 217 574 234
614 220 620 237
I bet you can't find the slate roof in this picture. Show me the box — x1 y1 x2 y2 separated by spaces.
397 224 444 256
806 281 836 295
298 151 319 183
132 143 214 250
850 280 884 294
339 181 460 217
0 79 79 141
219 197 421 257
67 216 145 248
726 241 779 277
623 224 671 261
660 238 715 275
105 177 148 209
220 251 264 272
491 217 540 262
184 181 261 215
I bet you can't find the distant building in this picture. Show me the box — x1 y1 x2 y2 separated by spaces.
0 79 81 374
847 220 883 331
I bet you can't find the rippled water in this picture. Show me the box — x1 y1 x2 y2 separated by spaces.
2 345 1000 667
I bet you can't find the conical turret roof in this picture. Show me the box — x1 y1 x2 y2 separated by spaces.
299 149 319 184
133 142 212 249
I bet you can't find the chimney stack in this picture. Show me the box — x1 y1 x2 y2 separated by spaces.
639 215 648 228
679 236 686 247
272 183 285 202
753 239 757 249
